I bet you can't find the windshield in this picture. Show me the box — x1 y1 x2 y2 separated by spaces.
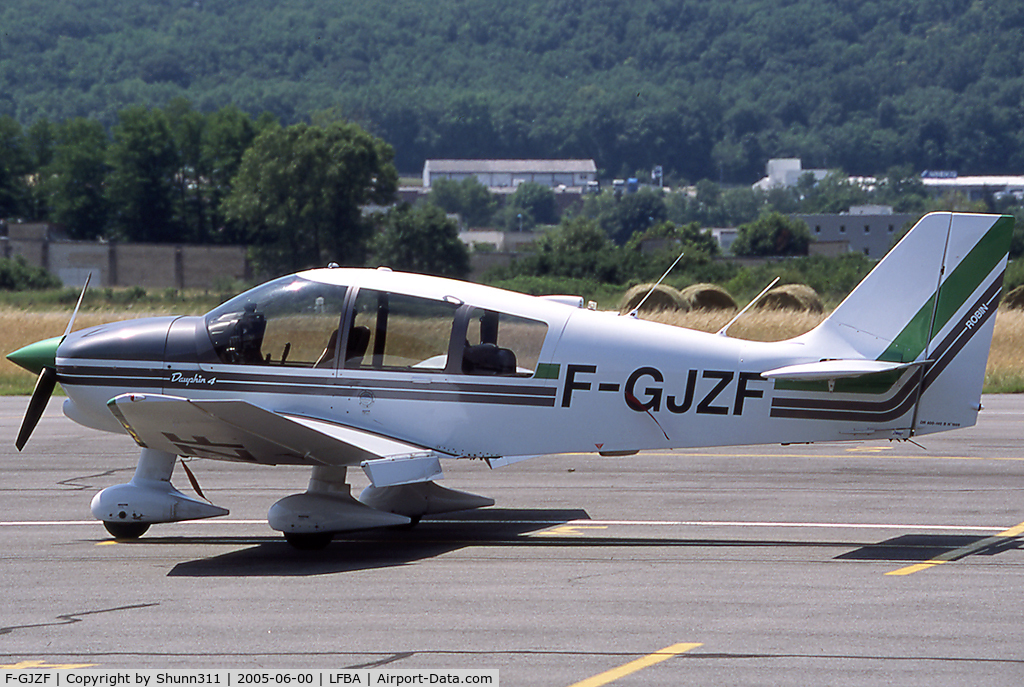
205 275 348 367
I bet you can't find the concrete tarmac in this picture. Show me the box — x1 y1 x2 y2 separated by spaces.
1 395 1022 685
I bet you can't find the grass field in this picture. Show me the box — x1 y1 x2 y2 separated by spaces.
2 304 1022 395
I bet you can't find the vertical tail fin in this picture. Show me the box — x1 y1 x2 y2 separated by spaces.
811 212 1013 434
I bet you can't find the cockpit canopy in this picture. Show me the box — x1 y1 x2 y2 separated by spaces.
206 275 346 367
204 274 549 376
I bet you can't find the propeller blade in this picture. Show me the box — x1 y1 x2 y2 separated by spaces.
63 272 92 339
11 273 89 450
16 367 57 451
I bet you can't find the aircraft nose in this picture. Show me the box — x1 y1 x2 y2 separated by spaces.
56 317 177 366
7 336 62 375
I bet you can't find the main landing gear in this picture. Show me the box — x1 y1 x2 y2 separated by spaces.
90 453 494 549
90 448 228 539
269 465 494 550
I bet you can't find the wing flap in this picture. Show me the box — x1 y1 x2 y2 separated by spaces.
107 393 436 470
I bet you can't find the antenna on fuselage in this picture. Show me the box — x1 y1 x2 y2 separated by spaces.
716 276 781 337
625 250 686 318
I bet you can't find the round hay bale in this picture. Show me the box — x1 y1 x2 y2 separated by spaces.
1003 284 1024 309
678 283 738 311
756 283 824 313
618 283 689 314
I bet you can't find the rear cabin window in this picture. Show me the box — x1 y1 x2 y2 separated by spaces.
205 276 347 367
462 308 547 376
348 289 459 371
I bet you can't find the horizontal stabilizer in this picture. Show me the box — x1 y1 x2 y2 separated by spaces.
761 359 925 381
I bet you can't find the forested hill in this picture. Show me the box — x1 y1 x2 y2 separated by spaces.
3 0 1023 181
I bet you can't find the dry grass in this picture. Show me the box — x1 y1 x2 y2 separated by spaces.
985 308 1024 392
640 308 827 341
0 308 167 394
3 306 1023 394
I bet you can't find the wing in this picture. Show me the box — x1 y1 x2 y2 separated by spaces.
107 393 445 487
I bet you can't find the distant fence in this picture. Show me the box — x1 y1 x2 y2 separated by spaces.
1 231 251 290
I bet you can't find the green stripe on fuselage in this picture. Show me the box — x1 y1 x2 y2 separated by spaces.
534 362 560 379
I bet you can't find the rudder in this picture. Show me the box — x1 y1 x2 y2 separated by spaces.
912 213 1012 434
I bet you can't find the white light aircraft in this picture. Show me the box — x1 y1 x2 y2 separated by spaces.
7 212 1013 549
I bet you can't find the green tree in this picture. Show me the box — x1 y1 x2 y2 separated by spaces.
731 212 812 256
106 106 180 242
202 105 260 243
624 221 719 257
373 203 470 279
0 116 29 219
24 118 56 220
222 119 398 274
0 255 61 290
875 165 929 214
428 177 497 228
622 220 721 282
44 118 110 239
506 217 623 283
798 171 871 213
503 182 559 230
166 98 208 243
606 188 668 245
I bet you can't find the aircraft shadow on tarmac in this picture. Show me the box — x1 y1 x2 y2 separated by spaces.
165 508 593 577
151 508 1023 578
835 534 1023 562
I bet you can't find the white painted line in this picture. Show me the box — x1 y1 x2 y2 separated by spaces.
0 519 266 526
562 519 1005 532
0 518 1007 533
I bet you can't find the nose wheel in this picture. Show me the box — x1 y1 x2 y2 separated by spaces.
103 521 150 539
283 532 334 550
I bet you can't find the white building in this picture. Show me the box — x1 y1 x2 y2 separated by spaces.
753 158 829 191
920 173 1024 201
423 159 597 190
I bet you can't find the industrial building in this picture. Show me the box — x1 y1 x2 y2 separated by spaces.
423 159 597 190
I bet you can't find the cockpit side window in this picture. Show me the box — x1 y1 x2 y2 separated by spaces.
205 276 348 367
461 307 547 376
348 289 459 372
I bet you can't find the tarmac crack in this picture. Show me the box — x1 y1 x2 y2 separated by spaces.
0 603 158 637
345 652 415 669
58 467 134 491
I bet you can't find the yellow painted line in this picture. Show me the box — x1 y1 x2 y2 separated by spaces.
597 451 1024 462
544 525 609 536
566 642 702 687
0 660 97 669
888 562 945 575
886 520 1024 576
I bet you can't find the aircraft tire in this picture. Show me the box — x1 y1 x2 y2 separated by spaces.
284 532 333 550
397 515 422 529
103 521 150 539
